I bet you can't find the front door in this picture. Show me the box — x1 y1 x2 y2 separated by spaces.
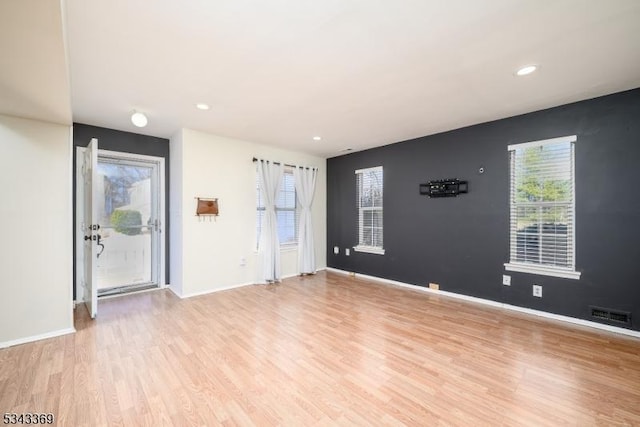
77 146 165 312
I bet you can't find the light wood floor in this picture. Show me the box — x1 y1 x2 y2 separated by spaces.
1 271 639 426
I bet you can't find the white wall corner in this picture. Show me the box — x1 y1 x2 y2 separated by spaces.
169 130 184 297
0 327 75 350
176 281 256 299
168 284 184 299
0 115 74 345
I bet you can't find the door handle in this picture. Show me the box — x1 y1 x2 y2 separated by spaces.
96 234 105 258
84 233 105 258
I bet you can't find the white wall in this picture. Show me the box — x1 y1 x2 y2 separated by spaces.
0 115 74 346
170 128 326 297
169 130 184 296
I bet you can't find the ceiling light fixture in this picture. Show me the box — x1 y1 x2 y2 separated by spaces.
196 103 210 110
313 136 322 141
131 111 148 127
516 65 538 76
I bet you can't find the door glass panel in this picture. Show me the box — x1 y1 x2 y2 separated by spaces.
96 161 153 289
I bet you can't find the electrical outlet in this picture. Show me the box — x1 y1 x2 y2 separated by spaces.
239 257 246 266
333 246 339 254
533 284 542 298
502 275 511 286
345 248 350 256
429 283 440 290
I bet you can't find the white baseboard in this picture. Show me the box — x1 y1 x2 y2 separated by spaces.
170 271 317 298
0 327 76 349
325 267 640 339
170 281 255 299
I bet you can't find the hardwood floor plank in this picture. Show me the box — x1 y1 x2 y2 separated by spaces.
1 271 639 426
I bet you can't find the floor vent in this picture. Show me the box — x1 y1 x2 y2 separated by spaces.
589 306 631 327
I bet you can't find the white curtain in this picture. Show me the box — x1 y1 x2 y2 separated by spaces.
294 166 317 274
257 160 284 283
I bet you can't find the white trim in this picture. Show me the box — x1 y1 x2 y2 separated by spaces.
570 139 577 277
505 262 581 279
508 134 576 151
170 282 255 299
507 137 577 274
279 243 298 252
353 245 385 255
171 273 302 298
325 268 640 339
98 149 166 164
355 166 384 251
0 328 76 349
157 157 166 287
75 147 167 297
354 165 383 175
251 245 299 255
68 127 75 329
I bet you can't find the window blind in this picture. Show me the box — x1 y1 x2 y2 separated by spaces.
508 136 576 272
256 167 298 247
355 166 384 252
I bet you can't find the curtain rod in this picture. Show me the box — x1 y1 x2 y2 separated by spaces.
252 157 316 170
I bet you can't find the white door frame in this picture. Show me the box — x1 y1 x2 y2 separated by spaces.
76 148 166 303
82 139 98 318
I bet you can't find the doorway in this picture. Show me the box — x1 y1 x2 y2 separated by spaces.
76 142 165 316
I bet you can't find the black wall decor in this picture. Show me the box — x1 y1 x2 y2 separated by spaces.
327 88 640 331
420 179 468 197
72 123 170 300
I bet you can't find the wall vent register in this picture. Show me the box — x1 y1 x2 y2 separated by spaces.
589 306 631 327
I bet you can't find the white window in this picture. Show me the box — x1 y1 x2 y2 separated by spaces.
354 166 384 255
256 167 298 248
505 135 580 279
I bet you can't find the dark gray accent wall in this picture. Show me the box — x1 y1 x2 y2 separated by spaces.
72 123 170 298
327 88 640 331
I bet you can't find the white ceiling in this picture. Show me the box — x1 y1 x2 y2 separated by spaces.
0 1 71 125
2 1 640 157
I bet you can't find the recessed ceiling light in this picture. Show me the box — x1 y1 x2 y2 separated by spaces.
196 103 210 110
131 111 148 127
516 65 538 76
313 136 322 141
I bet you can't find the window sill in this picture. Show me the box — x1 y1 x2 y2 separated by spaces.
353 246 385 255
253 244 298 254
504 263 581 280
280 243 298 252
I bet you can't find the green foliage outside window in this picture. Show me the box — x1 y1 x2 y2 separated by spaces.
110 209 142 235
515 143 571 224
